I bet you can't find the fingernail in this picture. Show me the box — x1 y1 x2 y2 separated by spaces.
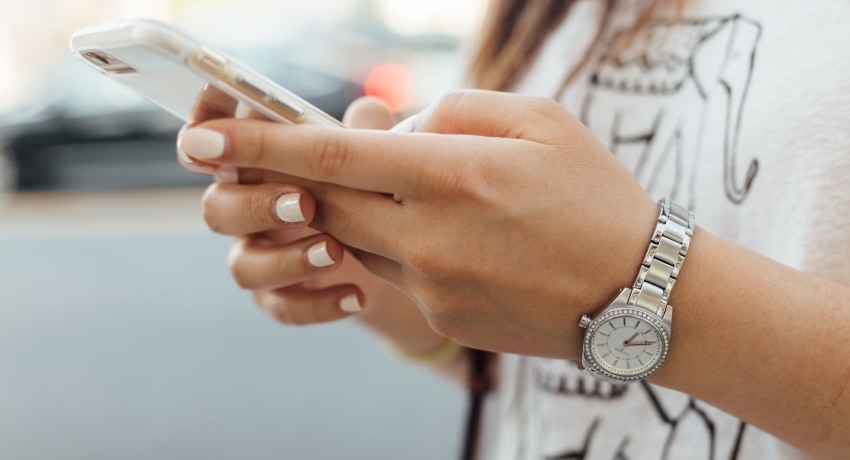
176 124 194 163
307 241 335 267
178 128 225 159
339 294 362 313
275 193 305 223
214 166 239 184
177 145 194 164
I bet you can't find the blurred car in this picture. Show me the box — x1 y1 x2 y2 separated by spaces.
0 51 363 193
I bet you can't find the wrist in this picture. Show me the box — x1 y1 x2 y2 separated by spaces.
577 198 693 381
587 197 661 307
583 201 659 308
560 198 661 362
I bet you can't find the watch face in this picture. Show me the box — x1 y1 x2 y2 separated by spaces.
585 308 669 380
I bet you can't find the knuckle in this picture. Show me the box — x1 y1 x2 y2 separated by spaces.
459 170 503 208
430 89 469 127
311 130 350 179
245 189 272 230
500 97 566 143
437 154 507 207
258 292 297 325
527 97 567 124
435 89 467 112
247 127 270 165
273 305 297 325
273 248 300 278
287 312 306 326
229 268 251 290
251 290 265 307
252 291 277 315
227 254 252 290
201 185 224 233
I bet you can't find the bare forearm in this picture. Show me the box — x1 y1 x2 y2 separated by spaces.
650 229 850 459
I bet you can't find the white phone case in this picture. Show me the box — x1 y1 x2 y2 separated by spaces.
70 19 345 128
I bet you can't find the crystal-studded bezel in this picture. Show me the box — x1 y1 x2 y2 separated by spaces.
583 307 670 381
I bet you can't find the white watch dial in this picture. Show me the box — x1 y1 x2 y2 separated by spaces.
589 313 664 376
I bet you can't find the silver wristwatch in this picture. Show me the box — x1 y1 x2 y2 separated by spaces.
578 198 694 383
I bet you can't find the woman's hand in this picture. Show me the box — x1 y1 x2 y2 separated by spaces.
178 90 659 360
177 97 451 356
179 90 850 458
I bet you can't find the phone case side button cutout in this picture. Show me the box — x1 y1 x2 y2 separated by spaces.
270 94 306 121
235 74 269 98
190 47 226 78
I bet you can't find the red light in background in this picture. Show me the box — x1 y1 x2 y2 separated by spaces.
364 63 413 113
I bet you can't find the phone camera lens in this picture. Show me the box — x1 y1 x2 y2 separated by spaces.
85 52 109 66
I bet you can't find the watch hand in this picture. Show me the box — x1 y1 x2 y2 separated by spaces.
623 332 639 345
624 341 656 347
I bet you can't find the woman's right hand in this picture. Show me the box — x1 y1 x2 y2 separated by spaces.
179 96 450 355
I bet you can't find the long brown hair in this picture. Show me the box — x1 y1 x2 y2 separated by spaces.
468 0 684 98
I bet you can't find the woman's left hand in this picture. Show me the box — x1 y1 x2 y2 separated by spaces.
179 90 659 360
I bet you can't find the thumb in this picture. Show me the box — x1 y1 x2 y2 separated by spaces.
342 97 394 130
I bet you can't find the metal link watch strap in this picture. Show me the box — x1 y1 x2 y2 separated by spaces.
629 198 694 317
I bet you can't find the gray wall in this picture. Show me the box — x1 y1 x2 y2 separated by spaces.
0 235 464 459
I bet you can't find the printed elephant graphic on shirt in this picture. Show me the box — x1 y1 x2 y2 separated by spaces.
580 15 761 206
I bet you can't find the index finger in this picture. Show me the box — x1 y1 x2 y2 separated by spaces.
190 83 239 123
179 84 273 174
178 84 240 171
179 118 502 196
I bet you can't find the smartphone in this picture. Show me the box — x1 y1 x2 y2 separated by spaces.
70 19 345 128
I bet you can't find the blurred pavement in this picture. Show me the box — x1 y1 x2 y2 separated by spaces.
0 190 464 460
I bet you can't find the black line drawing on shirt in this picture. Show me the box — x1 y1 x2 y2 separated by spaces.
639 383 746 460
613 437 632 460
579 14 762 206
544 418 601 460
512 13 765 460
535 366 629 400
533 361 747 460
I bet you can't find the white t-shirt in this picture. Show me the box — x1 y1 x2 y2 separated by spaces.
490 1 850 459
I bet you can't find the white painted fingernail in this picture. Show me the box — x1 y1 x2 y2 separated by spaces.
339 294 362 313
179 128 225 159
307 241 335 267
177 145 194 164
214 166 239 184
176 124 193 163
275 193 305 222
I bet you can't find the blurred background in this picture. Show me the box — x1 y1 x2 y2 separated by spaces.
0 0 489 458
